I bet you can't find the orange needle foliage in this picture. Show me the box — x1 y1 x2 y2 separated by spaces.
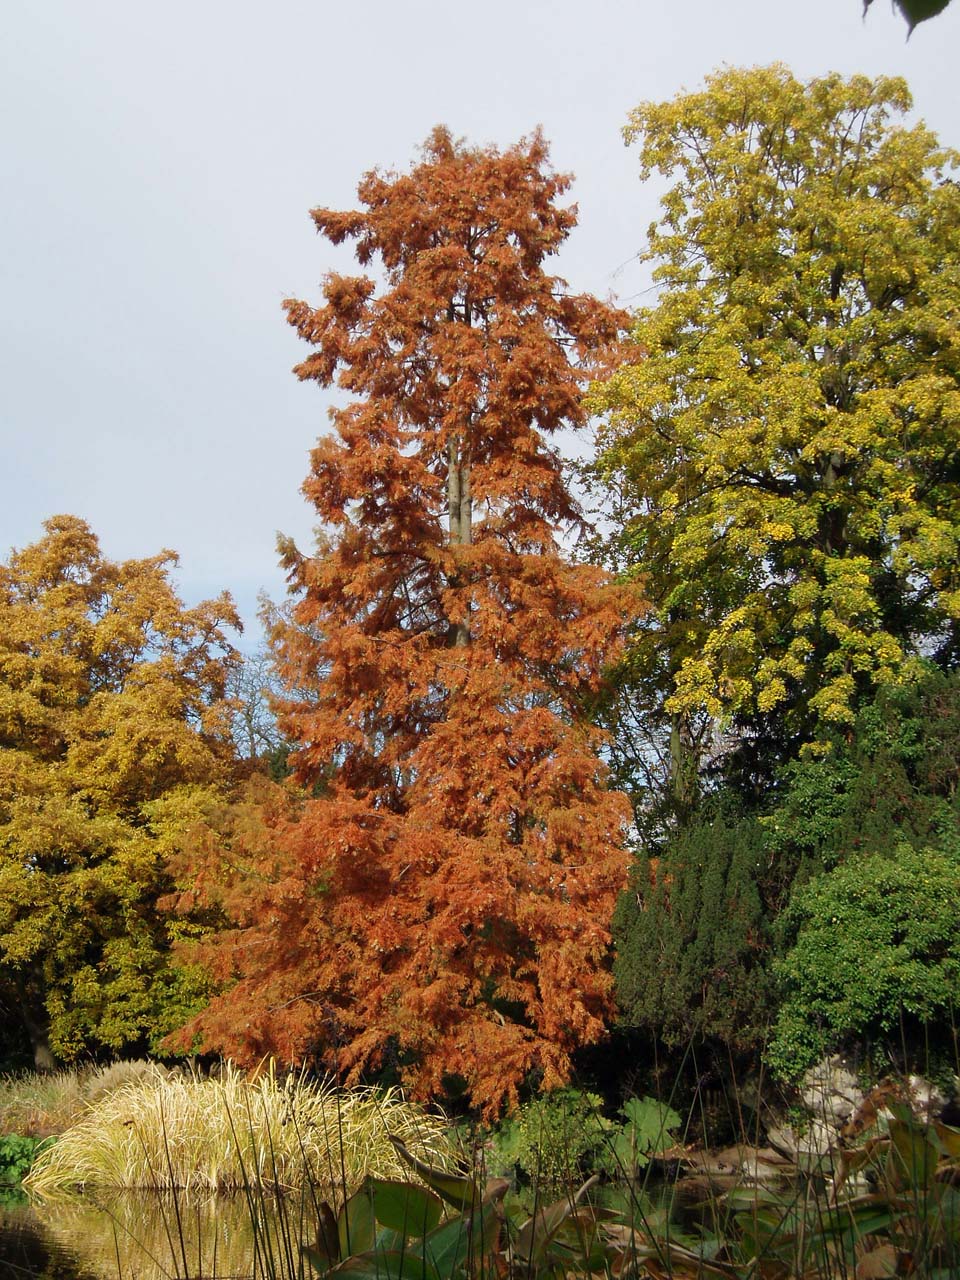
172 129 641 1114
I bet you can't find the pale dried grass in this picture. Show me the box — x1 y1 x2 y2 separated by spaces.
25 1062 458 1196
0 1059 160 1137
0 1069 85 1137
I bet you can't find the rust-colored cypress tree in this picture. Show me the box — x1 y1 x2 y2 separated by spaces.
175 129 638 1113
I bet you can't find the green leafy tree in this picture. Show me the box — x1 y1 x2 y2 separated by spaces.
0 516 238 1066
592 66 960 796
762 669 960 1075
614 671 960 1060
765 668 960 881
769 844 960 1078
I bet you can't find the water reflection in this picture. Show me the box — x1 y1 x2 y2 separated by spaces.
1 1204 100 1280
1 1191 316 1279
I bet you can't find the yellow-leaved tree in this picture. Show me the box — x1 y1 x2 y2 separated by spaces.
0 516 239 1068
592 66 960 802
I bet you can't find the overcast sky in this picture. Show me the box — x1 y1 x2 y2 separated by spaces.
3 0 959 647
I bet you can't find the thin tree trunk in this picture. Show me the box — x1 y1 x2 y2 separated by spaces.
448 436 462 545
459 448 472 547
669 713 699 824
16 975 56 1072
447 434 472 647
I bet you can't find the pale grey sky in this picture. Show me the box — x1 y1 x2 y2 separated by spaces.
3 0 958 645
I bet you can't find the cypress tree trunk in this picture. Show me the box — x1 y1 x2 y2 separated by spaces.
447 434 472 647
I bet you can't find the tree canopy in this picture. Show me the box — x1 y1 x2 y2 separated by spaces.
10 68 959 1100
171 128 638 1114
0 516 239 1067
592 66 960 790
613 667 960 1061
591 67 960 1074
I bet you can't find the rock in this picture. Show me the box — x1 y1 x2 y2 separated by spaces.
735 1146 795 1183
763 1055 865 1166
683 1144 794 1185
907 1074 947 1120
684 1148 741 1178
766 1120 835 1165
800 1054 865 1130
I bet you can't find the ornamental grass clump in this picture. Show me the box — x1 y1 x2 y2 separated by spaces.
0 1069 86 1139
25 1063 458 1197
0 1060 156 1138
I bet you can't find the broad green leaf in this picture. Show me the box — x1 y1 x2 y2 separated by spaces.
543 1208 609 1269
893 0 952 31
303 1201 341 1271
330 1249 437 1280
888 1116 939 1189
817 1196 896 1242
934 1120 960 1159
338 1184 377 1258
620 1096 681 1154
421 1199 502 1276
367 1178 443 1238
388 1137 479 1211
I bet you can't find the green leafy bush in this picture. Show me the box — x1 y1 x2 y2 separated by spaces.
769 845 960 1078
488 1089 613 1187
608 1096 681 1175
305 1108 960 1280
303 1136 622 1280
764 672 960 880
487 1090 681 1187
0 1134 51 1184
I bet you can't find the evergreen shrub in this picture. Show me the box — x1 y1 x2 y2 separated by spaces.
612 808 772 1049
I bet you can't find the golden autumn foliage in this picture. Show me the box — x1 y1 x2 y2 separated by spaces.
171 129 640 1115
593 68 960 766
0 516 239 1067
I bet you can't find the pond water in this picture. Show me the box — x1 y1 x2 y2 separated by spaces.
0 1191 317 1279
0 1174 785 1277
